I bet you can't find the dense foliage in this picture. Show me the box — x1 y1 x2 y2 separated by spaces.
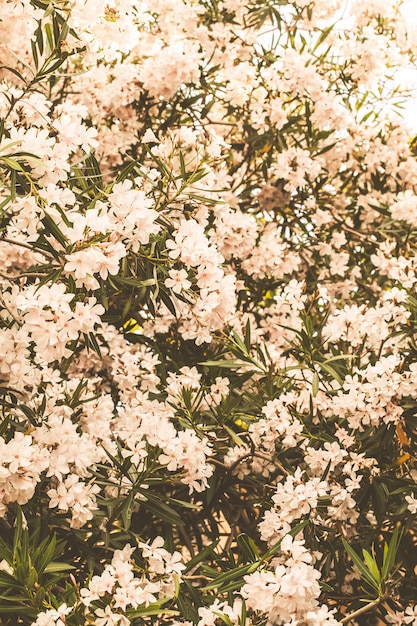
1 0 417 624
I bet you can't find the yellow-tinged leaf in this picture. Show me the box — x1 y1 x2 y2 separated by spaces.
396 422 410 447
123 317 141 332
393 453 410 467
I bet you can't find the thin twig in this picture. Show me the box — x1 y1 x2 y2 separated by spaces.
0 271 51 281
254 451 289 476
340 598 381 624
0 295 22 325
1 238 55 259
178 525 196 559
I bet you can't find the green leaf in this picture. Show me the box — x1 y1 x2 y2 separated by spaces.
0 66 26 84
362 549 380 583
27 566 38 588
231 331 249 355
237 534 260 563
31 39 39 70
179 150 187 179
214 611 234 626
312 371 319 396
127 597 176 618
111 276 157 289
0 605 37 615
244 318 251 352
12 508 24 564
263 520 309 561
317 361 343 385
42 212 68 247
224 424 246 446
381 524 402 582
240 598 247 626
1 157 24 171
44 22 55 52
183 541 219 573
0 571 20 589
342 540 380 592
323 354 354 364
43 562 76 573
313 24 334 52
140 492 185 527
198 359 249 369
121 491 135 530
177 592 199 622
202 562 258 591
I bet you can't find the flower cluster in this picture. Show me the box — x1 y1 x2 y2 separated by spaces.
32 540 185 625
1 0 417 625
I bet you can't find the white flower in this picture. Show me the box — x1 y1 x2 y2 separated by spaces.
165 268 192 293
405 494 417 515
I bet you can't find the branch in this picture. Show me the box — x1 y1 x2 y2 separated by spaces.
0 295 22 325
1 238 55 259
340 598 381 624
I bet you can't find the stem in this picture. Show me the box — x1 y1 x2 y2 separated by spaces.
340 598 382 624
178 525 196 559
1 238 55 259
0 271 53 281
0 296 22 326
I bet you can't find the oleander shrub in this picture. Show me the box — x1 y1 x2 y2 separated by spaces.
1 1 417 625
